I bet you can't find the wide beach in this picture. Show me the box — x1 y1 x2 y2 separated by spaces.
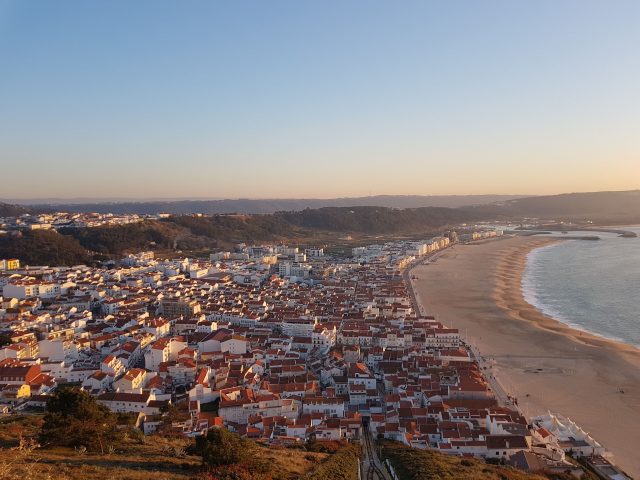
412 236 640 478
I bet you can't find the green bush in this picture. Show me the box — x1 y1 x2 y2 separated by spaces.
195 428 249 468
39 387 120 453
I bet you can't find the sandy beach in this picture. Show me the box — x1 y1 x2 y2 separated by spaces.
412 236 640 478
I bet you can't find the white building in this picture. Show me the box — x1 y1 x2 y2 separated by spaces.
3 281 60 299
278 262 312 278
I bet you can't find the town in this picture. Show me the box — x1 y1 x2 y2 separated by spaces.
0 211 156 233
1 223 623 479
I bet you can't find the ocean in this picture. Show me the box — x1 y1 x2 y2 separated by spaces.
522 226 640 348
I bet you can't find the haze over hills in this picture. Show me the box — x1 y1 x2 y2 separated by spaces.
6 190 640 223
4 190 640 221
472 190 640 223
21 194 526 215
0 202 32 217
2 190 639 267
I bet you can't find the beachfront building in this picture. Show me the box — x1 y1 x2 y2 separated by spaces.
531 413 606 457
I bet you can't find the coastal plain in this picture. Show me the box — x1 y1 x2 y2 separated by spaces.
412 236 640 478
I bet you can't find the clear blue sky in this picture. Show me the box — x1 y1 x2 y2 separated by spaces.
1 0 639 199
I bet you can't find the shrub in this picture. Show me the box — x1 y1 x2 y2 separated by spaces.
195 428 249 468
39 387 120 453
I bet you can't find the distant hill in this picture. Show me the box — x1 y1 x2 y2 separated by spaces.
25 195 525 215
0 202 33 217
8 190 640 222
474 190 640 223
276 206 481 233
63 214 299 257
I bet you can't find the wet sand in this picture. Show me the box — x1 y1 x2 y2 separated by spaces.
412 236 640 478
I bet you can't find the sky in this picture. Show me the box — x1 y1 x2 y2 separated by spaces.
1 0 639 200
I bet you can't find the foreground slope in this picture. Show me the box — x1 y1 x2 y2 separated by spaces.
379 441 587 480
0 415 343 480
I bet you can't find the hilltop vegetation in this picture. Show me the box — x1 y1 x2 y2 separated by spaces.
63 215 303 256
0 230 91 266
0 215 302 266
62 221 195 255
166 214 296 243
276 206 481 234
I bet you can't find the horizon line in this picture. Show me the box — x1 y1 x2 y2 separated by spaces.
0 192 586 205
3 188 640 204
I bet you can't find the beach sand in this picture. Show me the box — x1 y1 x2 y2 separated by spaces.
412 236 640 478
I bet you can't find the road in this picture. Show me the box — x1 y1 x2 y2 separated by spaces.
465 342 517 410
402 246 451 317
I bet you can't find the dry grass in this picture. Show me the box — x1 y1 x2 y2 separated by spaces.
252 445 328 479
0 436 200 480
380 440 549 480
0 443 327 480
0 415 327 480
0 414 44 447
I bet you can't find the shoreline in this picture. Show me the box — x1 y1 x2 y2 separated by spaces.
521 241 640 350
411 236 640 478
498 238 640 356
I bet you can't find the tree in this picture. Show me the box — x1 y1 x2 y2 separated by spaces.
39 387 120 453
161 402 191 425
0 333 12 347
195 427 249 468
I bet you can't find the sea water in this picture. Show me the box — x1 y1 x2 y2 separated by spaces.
522 226 640 348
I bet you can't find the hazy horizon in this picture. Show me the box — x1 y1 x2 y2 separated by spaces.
5 189 640 205
1 0 639 198
5 193 531 204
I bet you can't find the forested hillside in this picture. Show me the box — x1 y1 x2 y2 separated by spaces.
0 230 91 266
0 205 484 265
275 206 482 233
